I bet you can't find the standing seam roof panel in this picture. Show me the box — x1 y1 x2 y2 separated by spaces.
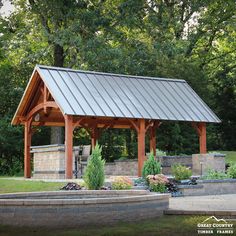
38 68 75 115
187 83 221 122
110 76 145 118
81 73 115 117
138 79 175 120
97 75 134 118
26 65 221 123
87 74 124 117
117 76 154 119
183 83 219 122
58 71 92 115
163 81 197 121
128 78 162 119
69 72 104 116
150 80 184 120
104 75 143 118
50 70 85 115
172 82 207 121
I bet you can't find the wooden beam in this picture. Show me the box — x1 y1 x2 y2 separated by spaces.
149 126 156 156
129 119 139 132
24 119 32 178
199 122 207 154
64 115 73 179
191 122 201 136
26 101 58 121
91 126 99 149
191 122 207 154
72 117 84 130
145 120 154 133
138 119 146 177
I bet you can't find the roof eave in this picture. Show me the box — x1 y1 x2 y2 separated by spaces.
11 66 39 125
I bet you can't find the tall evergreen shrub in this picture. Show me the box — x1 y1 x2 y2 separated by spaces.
83 144 105 190
142 151 161 178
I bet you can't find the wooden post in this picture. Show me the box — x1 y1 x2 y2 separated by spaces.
149 126 156 156
65 115 73 179
199 122 207 154
91 127 98 149
24 120 32 178
138 119 146 177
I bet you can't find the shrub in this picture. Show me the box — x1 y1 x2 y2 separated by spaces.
111 176 133 190
202 169 227 180
156 149 166 156
83 144 105 190
227 164 236 179
134 177 146 186
146 174 169 193
142 152 161 178
171 164 192 181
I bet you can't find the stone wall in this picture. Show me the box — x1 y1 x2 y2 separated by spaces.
0 190 169 227
105 159 138 176
31 144 226 179
157 156 192 175
178 179 236 196
32 144 76 179
192 153 225 175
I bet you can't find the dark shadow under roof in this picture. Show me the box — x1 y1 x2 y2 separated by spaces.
19 65 221 123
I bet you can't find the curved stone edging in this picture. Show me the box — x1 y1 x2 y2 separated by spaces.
0 190 170 227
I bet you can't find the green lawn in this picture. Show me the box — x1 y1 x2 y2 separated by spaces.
1 215 235 236
0 178 64 193
212 151 236 164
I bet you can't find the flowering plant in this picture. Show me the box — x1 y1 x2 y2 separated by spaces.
111 176 133 190
146 174 169 193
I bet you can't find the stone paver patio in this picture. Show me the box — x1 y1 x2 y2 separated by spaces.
169 194 236 211
166 194 236 216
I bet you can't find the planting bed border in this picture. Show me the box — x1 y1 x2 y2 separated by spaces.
178 179 236 196
0 190 170 227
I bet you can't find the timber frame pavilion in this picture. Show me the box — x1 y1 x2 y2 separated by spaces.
12 65 220 178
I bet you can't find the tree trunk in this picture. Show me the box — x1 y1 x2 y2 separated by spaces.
50 44 65 144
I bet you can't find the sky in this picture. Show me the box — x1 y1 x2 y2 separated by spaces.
0 0 14 17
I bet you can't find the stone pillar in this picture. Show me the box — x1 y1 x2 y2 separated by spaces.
192 153 225 176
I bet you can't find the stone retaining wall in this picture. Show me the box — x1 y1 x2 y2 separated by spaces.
0 190 169 227
178 179 236 196
192 153 225 175
157 156 192 175
31 145 226 179
105 159 138 176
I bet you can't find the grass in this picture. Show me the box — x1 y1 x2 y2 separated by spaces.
2 215 235 236
218 151 236 164
0 179 64 193
211 151 236 164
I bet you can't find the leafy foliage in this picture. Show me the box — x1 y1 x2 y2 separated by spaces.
142 152 161 178
146 174 169 193
111 176 133 190
202 169 228 180
83 144 105 190
227 164 236 179
171 164 192 181
0 0 236 174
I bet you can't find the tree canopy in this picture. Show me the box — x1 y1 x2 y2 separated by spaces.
0 0 235 174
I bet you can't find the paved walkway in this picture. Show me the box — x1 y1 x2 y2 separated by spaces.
166 194 236 216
